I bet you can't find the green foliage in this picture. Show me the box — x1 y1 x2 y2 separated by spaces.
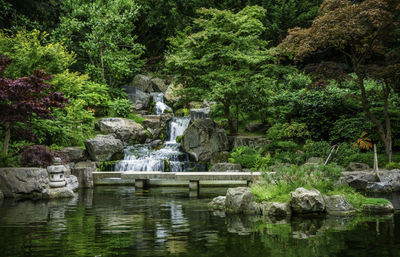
303 140 331 160
175 108 190 117
386 162 400 170
127 113 144 124
0 152 20 167
53 0 144 86
176 135 183 143
329 115 373 143
0 30 75 78
108 98 132 118
253 163 344 203
266 122 309 141
229 146 260 169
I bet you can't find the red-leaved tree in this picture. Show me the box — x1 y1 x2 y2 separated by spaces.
0 55 69 154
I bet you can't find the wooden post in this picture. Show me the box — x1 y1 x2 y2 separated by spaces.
373 144 379 174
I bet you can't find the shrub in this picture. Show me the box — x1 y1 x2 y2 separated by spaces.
20 145 68 167
266 122 310 141
329 115 373 143
108 98 132 117
386 162 400 170
229 146 259 169
303 140 331 160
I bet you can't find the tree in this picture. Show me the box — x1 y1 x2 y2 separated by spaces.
0 56 69 154
166 6 272 134
53 0 144 87
278 0 400 161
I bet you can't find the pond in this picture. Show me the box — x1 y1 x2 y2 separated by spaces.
0 186 400 257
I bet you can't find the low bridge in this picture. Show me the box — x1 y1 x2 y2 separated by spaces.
93 171 262 192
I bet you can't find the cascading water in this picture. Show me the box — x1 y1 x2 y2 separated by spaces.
115 94 203 172
151 92 172 115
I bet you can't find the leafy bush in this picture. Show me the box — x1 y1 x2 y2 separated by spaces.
266 122 310 141
0 152 20 167
20 145 67 167
303 140 331 160
229 146 259 169
386 162 400 170
108 98 132 117
329 115 373 143
272 151 305 165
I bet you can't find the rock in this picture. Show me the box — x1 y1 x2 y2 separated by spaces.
347 162 370 171
336 171 378 190
47 187 75 199
129 74 153 92
208 196 226 210
141 115 162 130
0 189 3 200
0 168 49 199
225 187 254 213
305 157 324 165
366 182 392 193
181 118 229 162
72 162 96 188
210 151 231 164
261 202 291 217
290 187 325 214
190 108 211 120
84 135 123 162
150 77 168 92
378 169 400 183
61 147 86 163
209 163 242 172
151 139 162 149
247 202 263 214
124 87 151 111
323 195 356 215
362 203 394 214
65 175 79 192
245 122 265 133
96 118 148 145
164 83 183 104
392 181 400 192
231 136 271 149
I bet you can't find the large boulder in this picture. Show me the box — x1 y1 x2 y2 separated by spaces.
84 135 123 162
231 136 271 149
150 77 168 92
323 195 356 215
96 118 148 144
128 74 153 92
164 83 183 104
290 187 325 214
378 169 400 183
61 147 86 163
225 187 254 213
209 163 242 172
123 86 151 111
0 168 49 199
336 171 378 190
72 162 96 188
208 196 226 210
366 182 392 193
181 118 229 162
346 162 370 171
362 203 394 214
261 202 291 218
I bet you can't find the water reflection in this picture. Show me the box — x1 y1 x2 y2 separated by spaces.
0 187 400 257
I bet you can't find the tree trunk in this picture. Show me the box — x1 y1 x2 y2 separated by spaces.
3 122 10 155
223 100 236 135
356 70 393 161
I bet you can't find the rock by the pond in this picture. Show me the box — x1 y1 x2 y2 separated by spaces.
96 118 148 145
290 187 325 214
47 187 74 199
129 74 153 92
150 77 168 92
323 195 356 215
209 163 242 172
336 171 378 190
225 187 254 213
208 196 226 210
72 161 96 188
362 203 394 214
164 83 183 104
262 202 291 217
151 139 162 149
84 135 123 162
190 108 211 120
245 122 265 133
0 168 49 199
231 136 271 149
366 182 392 193
181 118 229 162
347 162 370 171
378 169 400 183
65 175 79 192
61 147 86 163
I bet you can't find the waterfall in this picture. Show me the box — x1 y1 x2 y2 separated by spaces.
115 92 198 172
150 92 172 115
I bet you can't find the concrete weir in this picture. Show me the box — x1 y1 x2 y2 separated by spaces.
93 171 262 191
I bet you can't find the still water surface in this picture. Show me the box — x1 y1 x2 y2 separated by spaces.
0 186 400 257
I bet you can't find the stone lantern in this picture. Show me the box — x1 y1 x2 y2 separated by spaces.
47 157 68 188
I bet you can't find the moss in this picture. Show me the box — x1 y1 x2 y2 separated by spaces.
127 113 144 124
99 160 119 171
175 108 190 117
145 129 152 138
164 158 170 172
176 135 183 143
